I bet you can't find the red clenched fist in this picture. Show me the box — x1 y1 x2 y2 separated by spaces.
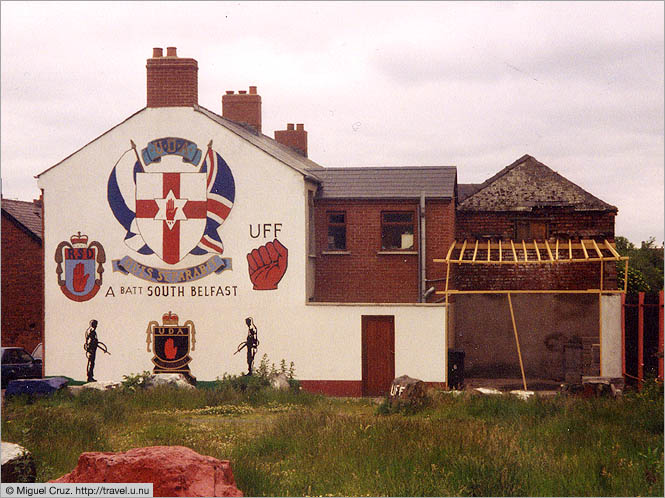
164 338 178 360
247 239 288 290
73 263 90 292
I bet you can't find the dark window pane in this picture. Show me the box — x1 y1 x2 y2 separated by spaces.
328 225 346 250
328 213 345 224
383 212 413 224
17 351 32 363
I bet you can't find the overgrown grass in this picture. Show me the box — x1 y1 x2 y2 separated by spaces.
2 381 663 496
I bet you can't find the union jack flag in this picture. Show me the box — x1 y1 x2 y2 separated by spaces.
191 148 236 255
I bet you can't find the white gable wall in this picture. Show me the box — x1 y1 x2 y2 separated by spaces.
38 107 447 387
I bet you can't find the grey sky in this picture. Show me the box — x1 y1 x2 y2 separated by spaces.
1 1 663 245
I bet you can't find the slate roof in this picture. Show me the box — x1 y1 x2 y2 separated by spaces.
311 166 457 200
458 183 482 202
1 198 43 240
194 106 324 180
458 155 617 212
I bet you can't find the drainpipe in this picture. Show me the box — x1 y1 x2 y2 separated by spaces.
420 192 426 303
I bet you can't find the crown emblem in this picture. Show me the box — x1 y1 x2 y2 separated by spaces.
162 311 179 325
70 231 89 248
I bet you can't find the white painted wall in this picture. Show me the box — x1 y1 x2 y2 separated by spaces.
601 294 622 378
37 107 448 384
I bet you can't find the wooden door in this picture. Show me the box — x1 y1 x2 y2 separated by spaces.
362 315 395 396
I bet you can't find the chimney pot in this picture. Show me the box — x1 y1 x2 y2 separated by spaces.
146 47 198 107
222 86 262 133
274 122 308 157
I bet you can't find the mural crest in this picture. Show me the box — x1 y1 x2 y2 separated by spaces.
108 138 235 282
54 232 106 302
146 311 196 373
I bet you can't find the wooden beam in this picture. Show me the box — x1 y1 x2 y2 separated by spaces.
445 240 456 262
591 239 603 259
568 239 573 260
436 289 607 295
544 239 554 262
533 240 541 261
522 240 528 261
459 239 468 262
581 240 589 259
555 239 560 260
487 239 491 262
472 240 479 262
510 239 518 261
604 239 621 259
508 293 528 391
499 239 503 262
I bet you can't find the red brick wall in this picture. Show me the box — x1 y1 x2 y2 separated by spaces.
425 200 456 302
456 210 615 240
222 88 262 133
313 199 455 303
146 49 198 108
454 210 617 290
1 215 43 351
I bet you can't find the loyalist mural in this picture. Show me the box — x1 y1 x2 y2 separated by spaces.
37 49 448 394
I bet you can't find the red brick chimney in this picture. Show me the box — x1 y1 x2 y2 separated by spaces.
146 47 198 108
274 123 308 157
222 86 262 133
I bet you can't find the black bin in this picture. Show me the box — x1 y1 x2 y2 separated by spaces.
448 349 465 389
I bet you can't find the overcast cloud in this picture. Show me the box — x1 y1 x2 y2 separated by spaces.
1 1 663 245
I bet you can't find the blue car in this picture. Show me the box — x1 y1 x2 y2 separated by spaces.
1 347 43 388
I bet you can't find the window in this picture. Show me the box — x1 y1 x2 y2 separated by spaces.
327 211 347 250
381 211 415 250
515 220 548 241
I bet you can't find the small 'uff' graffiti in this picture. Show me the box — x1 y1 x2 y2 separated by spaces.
54 232 106 302
146 311 196 374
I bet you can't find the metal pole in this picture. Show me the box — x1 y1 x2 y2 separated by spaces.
638 292 644 390
658 291 663 382
507 293 527 391
621 292 626 381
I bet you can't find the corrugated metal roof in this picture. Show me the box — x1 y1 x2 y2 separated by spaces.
2 198 42 239
311 166 457 199
459 155 617 212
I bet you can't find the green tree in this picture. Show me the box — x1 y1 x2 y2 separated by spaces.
615 236 664 293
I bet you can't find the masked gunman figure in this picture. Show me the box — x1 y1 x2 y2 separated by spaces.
234 317 259 375
84 319 110 382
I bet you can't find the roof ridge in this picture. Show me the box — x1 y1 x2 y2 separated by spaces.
459 155 616 212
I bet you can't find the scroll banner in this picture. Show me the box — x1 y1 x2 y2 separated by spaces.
112 255 231 284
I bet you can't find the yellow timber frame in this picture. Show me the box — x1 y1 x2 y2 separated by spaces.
434 239 629 390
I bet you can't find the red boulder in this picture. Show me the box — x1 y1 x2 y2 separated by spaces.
50 446 243 497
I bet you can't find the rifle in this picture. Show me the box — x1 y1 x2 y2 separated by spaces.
233 341 247 355
98 341 111 355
